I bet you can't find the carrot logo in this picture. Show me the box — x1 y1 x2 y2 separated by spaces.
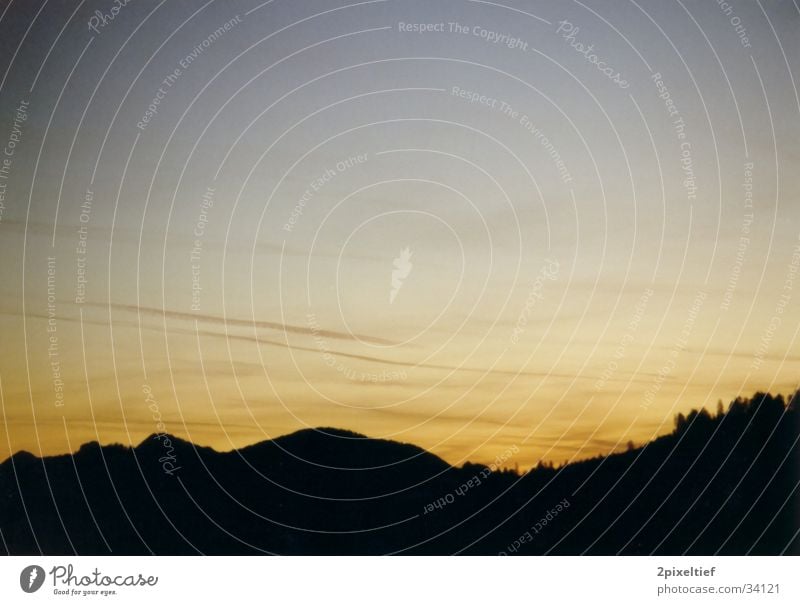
390 247 413 304
20 565 45 593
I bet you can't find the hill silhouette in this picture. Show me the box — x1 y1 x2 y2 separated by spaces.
1 389 798 555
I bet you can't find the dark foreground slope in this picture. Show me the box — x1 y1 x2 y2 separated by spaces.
1 392 798 555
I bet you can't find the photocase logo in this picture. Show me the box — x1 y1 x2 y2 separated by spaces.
20 565 45 593
389 247 413 304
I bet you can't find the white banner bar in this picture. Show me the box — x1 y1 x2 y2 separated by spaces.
1 556 796 604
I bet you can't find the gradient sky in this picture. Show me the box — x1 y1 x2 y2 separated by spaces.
0 0 798 469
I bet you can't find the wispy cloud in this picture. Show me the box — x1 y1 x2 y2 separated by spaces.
88 302 397 346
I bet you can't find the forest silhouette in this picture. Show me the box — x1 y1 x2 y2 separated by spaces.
1 389 798 555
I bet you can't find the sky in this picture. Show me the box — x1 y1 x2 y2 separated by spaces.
0 0 798 469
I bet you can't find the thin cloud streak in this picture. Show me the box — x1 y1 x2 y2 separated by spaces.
89 302 398 346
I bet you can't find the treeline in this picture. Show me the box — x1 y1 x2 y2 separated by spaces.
1 389 797 555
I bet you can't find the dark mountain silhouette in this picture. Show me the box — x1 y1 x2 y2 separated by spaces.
1 389 798 555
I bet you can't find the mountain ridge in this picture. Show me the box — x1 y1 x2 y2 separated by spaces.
1 389 798 555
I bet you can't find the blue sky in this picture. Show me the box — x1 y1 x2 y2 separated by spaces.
0 0 798 467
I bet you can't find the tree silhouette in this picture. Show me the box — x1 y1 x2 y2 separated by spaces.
1 388 797 555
